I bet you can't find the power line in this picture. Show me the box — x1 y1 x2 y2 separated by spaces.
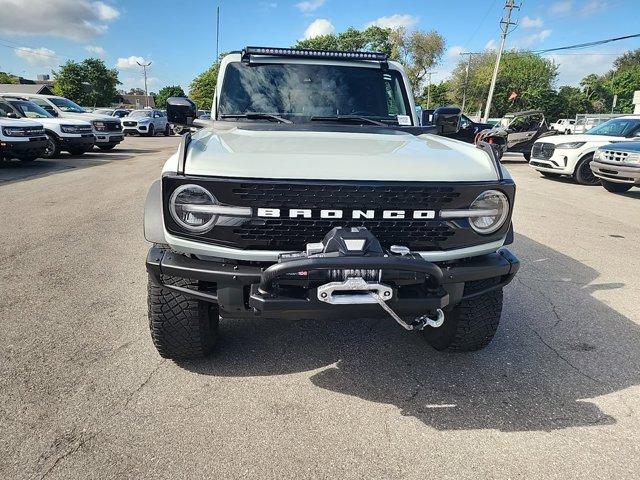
533 33 640 54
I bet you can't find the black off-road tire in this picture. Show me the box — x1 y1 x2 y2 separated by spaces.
164 124 170 136
148 275 219 359
146 124 155 137
574 154 599 185
421 279 503 352
600 179 632 193
44 133 60 158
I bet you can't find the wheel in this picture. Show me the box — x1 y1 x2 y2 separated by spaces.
67 147 86 156
574 154 599 185
97 143 117 151
148 274 219 359
421 279 503 352
164 124 170 136
43 133 60 158
522 152 531 161
540 171 560 178
600 180 632 193
147 124 155 137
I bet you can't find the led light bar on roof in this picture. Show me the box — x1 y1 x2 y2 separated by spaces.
241 46 388 63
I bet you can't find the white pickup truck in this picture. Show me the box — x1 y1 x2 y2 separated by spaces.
550 118 576 134
143 46 520 359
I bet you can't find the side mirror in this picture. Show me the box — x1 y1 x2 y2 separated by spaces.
6 112 19 119
167 97 197 127
433 107 461 134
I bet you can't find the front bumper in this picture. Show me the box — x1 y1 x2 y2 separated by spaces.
59 134 96 149
0 136 47 157
94 132 124 144
146 246 520 320
591 160 640 184
529 152 575 174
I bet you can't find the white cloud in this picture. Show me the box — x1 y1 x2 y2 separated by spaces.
551 1 572 14
447 45 465 58
548 53 613 86
515 29 552 47
85 45 106 57
521 16 543 28
121 75 160 93
116 56 149 69
581 0 607 16
366 14 418 29
295 0 324 12
302 19 335 39
14 47 59 67
0 0 120 41
485 39 497 50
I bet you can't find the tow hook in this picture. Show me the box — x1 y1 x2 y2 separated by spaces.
369 292 445 331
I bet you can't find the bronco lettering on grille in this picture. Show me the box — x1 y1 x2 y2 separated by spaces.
256 208 436 219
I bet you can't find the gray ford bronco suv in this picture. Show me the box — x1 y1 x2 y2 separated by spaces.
144 47 520 359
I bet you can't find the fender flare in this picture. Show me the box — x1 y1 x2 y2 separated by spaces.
144 180 167 244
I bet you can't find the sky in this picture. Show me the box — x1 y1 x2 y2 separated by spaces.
0 0 638 95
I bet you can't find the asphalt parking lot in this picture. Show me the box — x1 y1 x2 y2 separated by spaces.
1 136 639 479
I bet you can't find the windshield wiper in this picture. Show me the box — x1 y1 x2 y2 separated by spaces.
220 113 292 124
310 115 388 126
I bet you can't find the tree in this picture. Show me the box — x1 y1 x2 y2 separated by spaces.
155 85 186 109
0 71 18 84
189 61 221 110
128 87 145 95
449 50 558 117
417 80 451 108
53 58 120 106
294 26 445 95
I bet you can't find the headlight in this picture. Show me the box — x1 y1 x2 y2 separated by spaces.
556 141 586 149
169 184 252 233
92 121 106 131
625 153 640 164
593 149 602 160
2 127 27 137
441 190 509 235
61 125 81 134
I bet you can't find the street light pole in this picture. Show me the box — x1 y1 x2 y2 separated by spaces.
483 0 519 122
460 52 480 114
136 60 152 107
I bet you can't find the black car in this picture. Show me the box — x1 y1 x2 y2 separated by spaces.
478 110 552 160
419 109 494 144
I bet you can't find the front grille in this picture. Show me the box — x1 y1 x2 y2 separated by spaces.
236 219 455 250
232 183 460 209
123 121 136 127
77 126 92 134
162 177 515 252
532 142 555 160
599 148 638 164
105 121 121 131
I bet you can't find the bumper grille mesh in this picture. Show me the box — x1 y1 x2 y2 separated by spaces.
532 142 555 160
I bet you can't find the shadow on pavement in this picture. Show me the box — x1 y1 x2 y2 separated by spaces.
178 233 639 432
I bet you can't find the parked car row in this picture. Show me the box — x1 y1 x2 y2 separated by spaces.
528 115 640 193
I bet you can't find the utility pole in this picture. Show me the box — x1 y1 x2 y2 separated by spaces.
137 60 152 107
216 5 220 60
460 52 480 114
425 71 436 109
483 0 519 122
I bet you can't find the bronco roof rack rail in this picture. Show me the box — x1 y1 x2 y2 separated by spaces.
241 46 389 68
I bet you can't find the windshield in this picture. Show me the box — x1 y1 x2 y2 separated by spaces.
49 97 86 113
586 118 640 136
8 100 53 119
218 62 411 124
129 110 152 118
95 109 114 115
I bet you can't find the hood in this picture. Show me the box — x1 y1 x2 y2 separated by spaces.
537 133 627 145
0 117 43 127
37 117 91 127
182 126 500 182
61 112 117 122
597 141 640 153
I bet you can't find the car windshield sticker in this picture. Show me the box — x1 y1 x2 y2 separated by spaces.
397 115 411 126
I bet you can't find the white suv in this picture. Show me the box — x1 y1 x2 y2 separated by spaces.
529 115 640 184
122 109 170 136
5 93 124 151
1 96 95 157
0 113 47 162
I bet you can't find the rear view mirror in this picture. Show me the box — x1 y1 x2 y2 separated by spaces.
167 97 197 127
433 107 461 134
